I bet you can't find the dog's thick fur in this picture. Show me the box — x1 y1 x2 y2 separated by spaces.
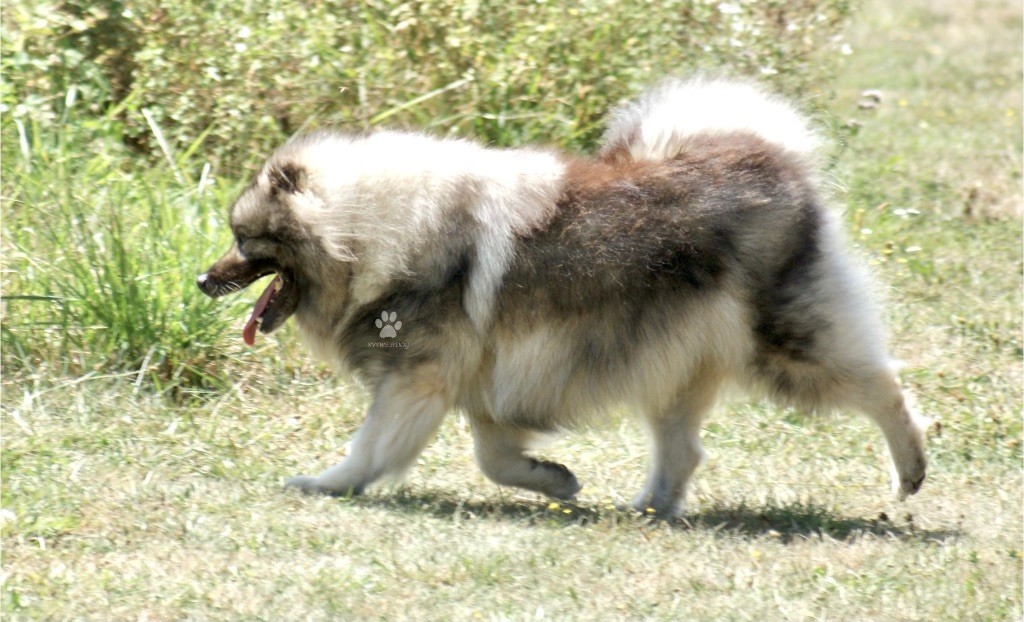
198 77 929 516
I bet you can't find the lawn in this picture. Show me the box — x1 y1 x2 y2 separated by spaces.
2 0 1021 620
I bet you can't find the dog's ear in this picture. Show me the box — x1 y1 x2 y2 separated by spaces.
268 163 307 194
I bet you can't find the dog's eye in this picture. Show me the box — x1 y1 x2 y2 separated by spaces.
236 234 248 247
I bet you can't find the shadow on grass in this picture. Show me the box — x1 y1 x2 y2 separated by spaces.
682 503 959 544
337 489 959 544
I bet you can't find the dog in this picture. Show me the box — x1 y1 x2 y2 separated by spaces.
197 77 928 516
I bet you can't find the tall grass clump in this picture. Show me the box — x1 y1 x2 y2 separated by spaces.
1 91 245 388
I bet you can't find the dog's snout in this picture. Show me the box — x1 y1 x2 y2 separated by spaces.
196 272 213 295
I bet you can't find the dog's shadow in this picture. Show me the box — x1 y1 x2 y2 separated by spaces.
342 489 958 544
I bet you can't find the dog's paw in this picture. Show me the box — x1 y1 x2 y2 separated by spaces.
893 455 927 501
284 475 364 497
529 458 582 500
631 493 683 519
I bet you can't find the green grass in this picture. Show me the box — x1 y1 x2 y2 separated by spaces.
1 0 850 166
2 0 1021 620
0 97 248 387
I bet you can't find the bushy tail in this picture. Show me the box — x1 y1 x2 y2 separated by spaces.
599 77 820 163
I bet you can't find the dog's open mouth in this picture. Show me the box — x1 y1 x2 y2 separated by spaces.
242 274 299 345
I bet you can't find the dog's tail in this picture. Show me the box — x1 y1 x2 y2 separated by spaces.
599 76 820 163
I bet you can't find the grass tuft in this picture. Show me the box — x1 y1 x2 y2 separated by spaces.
1 99 245 388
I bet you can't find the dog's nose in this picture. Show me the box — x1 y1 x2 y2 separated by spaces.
196 272 210 292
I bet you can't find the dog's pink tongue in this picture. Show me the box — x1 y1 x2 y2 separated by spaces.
242 275 281 346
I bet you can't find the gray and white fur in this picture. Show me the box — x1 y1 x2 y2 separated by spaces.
198 77 929 516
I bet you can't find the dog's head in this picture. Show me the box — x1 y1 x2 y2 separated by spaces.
199 130 464 345
197 160 319 345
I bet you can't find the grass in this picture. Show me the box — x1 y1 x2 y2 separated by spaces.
2 0 850 163
2 0 1021 619
0 97 250 387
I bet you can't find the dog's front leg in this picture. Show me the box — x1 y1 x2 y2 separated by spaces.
285 366 449 496
470 416 582 500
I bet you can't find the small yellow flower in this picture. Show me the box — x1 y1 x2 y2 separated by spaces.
547 502 560 511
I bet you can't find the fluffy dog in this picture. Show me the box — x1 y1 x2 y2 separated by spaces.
197 78 928 516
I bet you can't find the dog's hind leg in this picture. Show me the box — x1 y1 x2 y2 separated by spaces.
759 354 929 498
285 366 449 496
470 417 582 500
633 376 722 517
848 366 929 499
